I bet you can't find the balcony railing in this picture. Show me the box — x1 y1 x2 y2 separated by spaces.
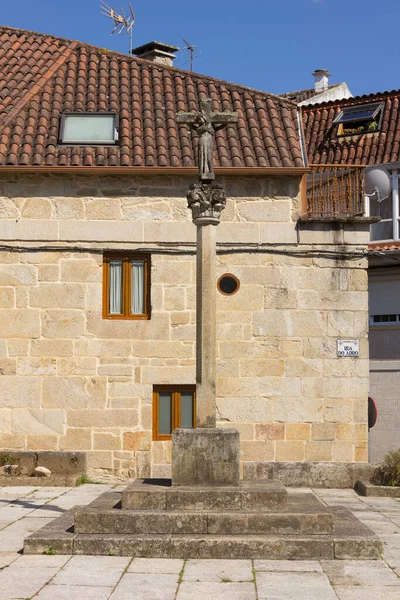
305 165 366 219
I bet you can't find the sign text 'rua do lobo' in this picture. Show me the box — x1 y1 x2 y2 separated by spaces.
172 99 240 487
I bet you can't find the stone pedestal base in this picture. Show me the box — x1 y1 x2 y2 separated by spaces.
171 428 240 487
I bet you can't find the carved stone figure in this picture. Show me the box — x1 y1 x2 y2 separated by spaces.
187 182 227 225
176 98 238 182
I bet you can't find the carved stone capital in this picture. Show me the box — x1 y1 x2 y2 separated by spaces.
187 182 227 226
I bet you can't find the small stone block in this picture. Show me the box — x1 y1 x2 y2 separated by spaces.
207 512 333 536
24 534 75 555
334 538 383 560
172 428 240 487
166 488 242 511
122 479 168 510
74 509 208 535
354 480 400 497
169 535 334 560
73 535 171 557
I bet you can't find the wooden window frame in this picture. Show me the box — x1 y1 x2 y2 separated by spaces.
152 385 196 441
102 252 151 320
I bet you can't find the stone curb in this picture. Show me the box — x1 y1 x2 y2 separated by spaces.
355 480 400 497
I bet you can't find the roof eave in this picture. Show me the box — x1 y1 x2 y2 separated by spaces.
0 166 310 175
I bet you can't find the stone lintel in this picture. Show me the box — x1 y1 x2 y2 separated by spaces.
171 428 240 487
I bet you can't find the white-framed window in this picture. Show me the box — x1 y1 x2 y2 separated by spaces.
366 168 400 242
369 271 400 327
59 113 119 145
370 314 400 326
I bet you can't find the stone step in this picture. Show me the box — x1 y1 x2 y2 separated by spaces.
23 531 381 561
23 491 383 561
121 478 287 512
73 533 336 559
74 508 333 536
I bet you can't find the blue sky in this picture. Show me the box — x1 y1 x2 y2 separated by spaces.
2 0 398 97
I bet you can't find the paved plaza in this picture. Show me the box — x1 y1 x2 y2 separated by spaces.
0 484 400 598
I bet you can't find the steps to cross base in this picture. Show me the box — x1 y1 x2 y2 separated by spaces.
24 478 382 560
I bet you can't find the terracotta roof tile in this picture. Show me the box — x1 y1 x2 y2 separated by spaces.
303 90 400 165
369 241 400 252
0 25 304 169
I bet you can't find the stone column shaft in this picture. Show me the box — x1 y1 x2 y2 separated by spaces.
196 223 217 428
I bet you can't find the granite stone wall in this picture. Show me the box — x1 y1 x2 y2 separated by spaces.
0 173 370 476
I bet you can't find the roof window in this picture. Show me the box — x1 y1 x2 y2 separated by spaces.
59 113 119 145
334 102 383 135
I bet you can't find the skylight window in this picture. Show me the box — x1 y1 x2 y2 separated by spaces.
59 113 119 145
334 103 383 135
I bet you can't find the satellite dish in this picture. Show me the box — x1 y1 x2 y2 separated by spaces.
365 167 392 203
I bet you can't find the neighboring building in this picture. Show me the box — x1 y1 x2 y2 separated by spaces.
281 69 352 106
0 26 371 477
302 89 400 461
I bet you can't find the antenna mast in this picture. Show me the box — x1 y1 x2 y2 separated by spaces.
100 2 135 55
183 39 196 72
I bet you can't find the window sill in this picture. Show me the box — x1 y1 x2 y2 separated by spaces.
336 131 380 138
102 315 150 320
370 324 400 330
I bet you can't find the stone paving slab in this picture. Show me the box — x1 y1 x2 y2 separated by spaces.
4 516 54 534
256 571 338 600
127 557 184 573
109 573 179 600
0 532 25 552
52 555 130 587
182 558 253 581
321 559 400 586
177 581 256 600
0 565 61 600
334 587 400 599
0 552 19 568
254 559 323 571
35 585 114 600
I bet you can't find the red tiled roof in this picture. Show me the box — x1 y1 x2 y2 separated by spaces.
303 90 400 165
0 26 304 169
369 241 400 251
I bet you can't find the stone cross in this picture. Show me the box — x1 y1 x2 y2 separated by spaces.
176 99 238 429
176 98 238 181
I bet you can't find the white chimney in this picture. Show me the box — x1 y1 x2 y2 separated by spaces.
312 69 332 93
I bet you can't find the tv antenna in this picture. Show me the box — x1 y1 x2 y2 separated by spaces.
182 39 197 72
100 2 135 54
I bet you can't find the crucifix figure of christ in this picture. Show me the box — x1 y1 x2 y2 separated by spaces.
176 98 238 182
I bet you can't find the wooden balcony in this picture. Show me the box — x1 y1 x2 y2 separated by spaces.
304 165 366 219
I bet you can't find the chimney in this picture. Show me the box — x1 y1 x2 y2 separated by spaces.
312 69 332 92
132 41 180 67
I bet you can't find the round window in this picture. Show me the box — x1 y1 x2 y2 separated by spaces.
217 274 240 296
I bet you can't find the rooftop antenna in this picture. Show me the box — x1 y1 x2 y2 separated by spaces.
182 39 196 72
100 2 135 55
